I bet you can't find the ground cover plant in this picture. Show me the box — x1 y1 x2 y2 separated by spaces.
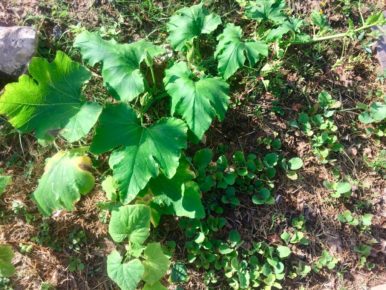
0 0 385 289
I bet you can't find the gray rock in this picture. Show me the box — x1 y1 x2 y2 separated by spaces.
0 26 38 78
375 11 386 71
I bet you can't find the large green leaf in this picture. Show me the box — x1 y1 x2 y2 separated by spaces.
164 61 229 140
32 150 95 216
143 281 168 290
370 102 386 122
0 51 102 142
142 243 170 284
245 0 286 23
107 251 144 290
150 160 205 219
167 3 221 51
91 103 187 203
266 17 305 42
215 24 268 80
0 245 15 277
108 204 151 244
74 31 164 102
0 174 11 197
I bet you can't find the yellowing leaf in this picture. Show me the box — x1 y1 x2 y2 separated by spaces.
33 150 95 216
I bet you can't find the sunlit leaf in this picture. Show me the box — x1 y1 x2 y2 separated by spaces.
0 51 101 142
142 243 170 284
74 31 164 101
33 150 95 216
167 3 221 51
215 24 268 79
164 61 229 139
107 251 144 290
91 103 187 202
108 204 151 244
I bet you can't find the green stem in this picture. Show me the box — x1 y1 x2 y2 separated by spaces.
141 92 167 115
149 65 157 89
293 24 376 44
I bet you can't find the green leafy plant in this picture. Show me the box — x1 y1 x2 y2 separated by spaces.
358 97 386 137
33 150 95 216
338 210 373 229
244 0 286 24
170 262 189 284
107 204 170 289
215 23 268 79
289 261 311 279
193 146 283 208
358 102 386 124
0 172 11 197
181 214 291 290
365 149 386 174
282 157 303 180
164 61 229 140
312 250 338 272
323 181 352 198
0 245 15 278
291 91 343 163
91 103 187 202
1 2 384 289
74 32 165 101
167 3 221 52
281 216 310 246
0 52 102 142
354 244 374 269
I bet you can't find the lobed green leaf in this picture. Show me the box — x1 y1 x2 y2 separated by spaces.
167 3 221 51
215 24 268 79
108 204 151 244
164 61 229 139
74 31 164 102
107 251 144 290
0 51 101 142
91 103 187 202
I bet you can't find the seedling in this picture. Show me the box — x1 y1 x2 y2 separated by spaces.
338 210 373 230
323 181 352 198
313 250 338 272
358 97 386 137
289 261 312 279
354 244 374 269
291 92 343 163
0 172 11 197
282 157 304 180
281 216 310 246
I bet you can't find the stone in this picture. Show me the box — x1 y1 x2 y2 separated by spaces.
0 26 38 79
374 11 386 71
371 284 386 290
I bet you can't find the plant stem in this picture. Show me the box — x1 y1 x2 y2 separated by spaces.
293 24 376 44
149 65 157 89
